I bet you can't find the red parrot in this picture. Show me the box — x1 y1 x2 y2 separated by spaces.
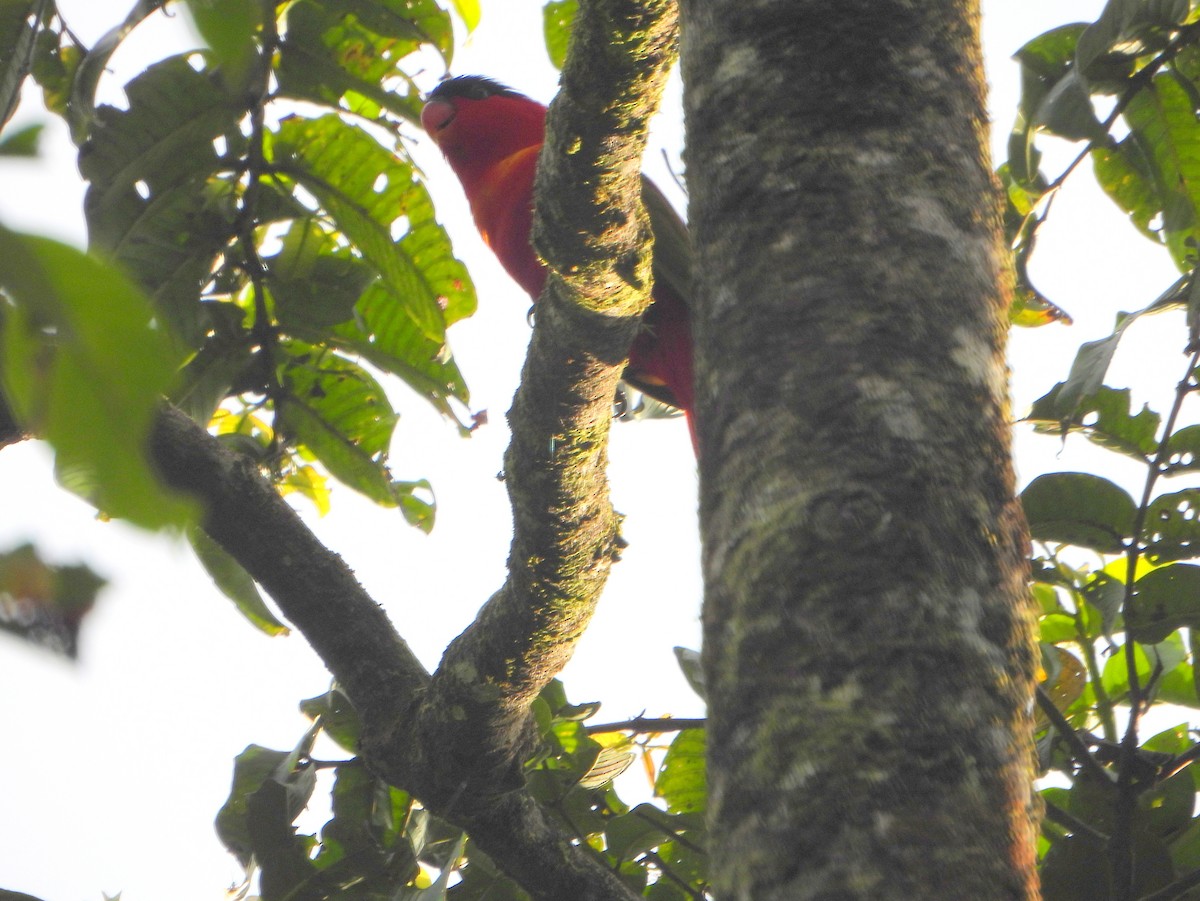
420 76 695 446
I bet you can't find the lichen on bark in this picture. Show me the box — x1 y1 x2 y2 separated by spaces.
682 0 1040 897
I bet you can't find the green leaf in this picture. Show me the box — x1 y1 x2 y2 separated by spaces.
1083 572 1124 638
1076 0 1186 76
1039 833 1111 901
329 282 469 418
0 230 191 529
313 764 389 875
448 846 528 901
1034 70 1105 142
1127 564 1200 643
169 316 255 424
1092 136 1163 245
270 115 474 341
189 525 288 636
67 0 167 143
0 121 41 155
403 833 465 901
1157 654 1199 707
79 55 241 343
276 0 438 125
1127 565 1200 642
543 0 576 70
183 0 261 85
0 0 47 131
656 729 705 815
1039 614 1076 644
1170 813 1200 871
653 833 708 890
645 882 689 901
449 0 480 31
1102 633 1188 700
1145 489 1200 563
1047 328 1131 424
1139 743 1194 840
673 645 705 700
267 219 373 330
605 803 672 863
1021 473 1136 553
1121 73 1200 270
299 686 362 753
1027 383 1160 460
278 343 414 509
215 744 292 866
1014 23 1087 80
1010 23 1086 183
1164 424 1200 475
248 767 320 899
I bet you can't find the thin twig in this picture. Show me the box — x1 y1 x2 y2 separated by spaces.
1043 798 1109 845
641 850 707 901
586 717 705 735
631 804 705 856
1035 684 1111 784
235 6 280 413
1140 867 1200 901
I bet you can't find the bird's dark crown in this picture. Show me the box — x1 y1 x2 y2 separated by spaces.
426 75 522 103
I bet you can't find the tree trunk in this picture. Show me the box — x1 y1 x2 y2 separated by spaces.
681 1 1041 898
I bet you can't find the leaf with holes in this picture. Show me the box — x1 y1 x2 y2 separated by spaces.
1163 425 1200 475
1028 383 1160 461
1127 564 1200 644
183 0 261 85
276 0 444 125
78 56 242 343
270 115 474 341
1145 489 1200 564
1021 473 1136 553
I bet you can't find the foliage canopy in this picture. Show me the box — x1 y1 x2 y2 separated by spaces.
12 0 1200 899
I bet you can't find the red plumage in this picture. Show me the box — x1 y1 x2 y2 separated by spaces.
421 76 695 445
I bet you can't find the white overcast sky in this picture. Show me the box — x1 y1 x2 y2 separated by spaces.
0 1 1188 899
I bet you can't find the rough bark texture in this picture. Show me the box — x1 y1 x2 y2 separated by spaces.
148 407 641 901
365 0 676 816
682 1 1040 898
